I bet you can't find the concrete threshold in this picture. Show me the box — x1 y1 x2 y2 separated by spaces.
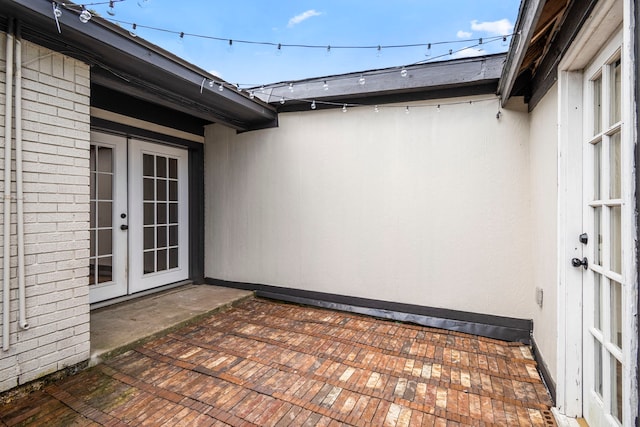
89 284 253 365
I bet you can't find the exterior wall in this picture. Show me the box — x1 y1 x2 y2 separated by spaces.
204 95 536 320
527 87 559 384
0 35 91 392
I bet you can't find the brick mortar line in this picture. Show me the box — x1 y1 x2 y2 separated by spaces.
177 324 544 388
96 364 257 427
44 384 128 426
152 335 551 412
221 303 532 361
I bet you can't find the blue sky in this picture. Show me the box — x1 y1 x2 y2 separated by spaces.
87 0 521 88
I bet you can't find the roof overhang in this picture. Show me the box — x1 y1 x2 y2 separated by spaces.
258 54 506 112
0 0 278 131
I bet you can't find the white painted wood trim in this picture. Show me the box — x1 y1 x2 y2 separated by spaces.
556 69 585 417
91 107 205 144
621 1 638 425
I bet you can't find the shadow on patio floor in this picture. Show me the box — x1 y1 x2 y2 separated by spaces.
0 297 556 426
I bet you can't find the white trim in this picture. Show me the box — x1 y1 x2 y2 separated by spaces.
90 107 205 144
620 1 638 425
557 69 585 417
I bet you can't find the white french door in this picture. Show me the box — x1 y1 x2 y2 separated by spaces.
89 132 189 303
581 31 625 427
128 139 189 293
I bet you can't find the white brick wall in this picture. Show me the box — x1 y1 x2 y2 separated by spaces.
0 35 90 392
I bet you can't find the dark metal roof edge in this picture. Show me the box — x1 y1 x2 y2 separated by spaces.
497 0 546 105
0 0 277 131
257 54 505 107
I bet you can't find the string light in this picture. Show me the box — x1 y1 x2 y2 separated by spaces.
342 104 348 113
323 81 329 91
129 23 137 37
98 16 513 55
436 104 441 112
289 83 294 92
218 83 224 92
400 67 408 78
358 75 366 85
310 100 316 110
107 0 115 16
405 106 410 114
280 97 285 104
249 91 255 99
79 6 92 23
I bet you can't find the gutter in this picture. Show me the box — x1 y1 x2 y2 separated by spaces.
497 0 546 106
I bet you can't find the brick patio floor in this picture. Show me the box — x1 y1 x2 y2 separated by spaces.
0 298 556 426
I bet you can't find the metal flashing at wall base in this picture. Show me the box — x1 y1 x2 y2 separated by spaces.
206 278 533 344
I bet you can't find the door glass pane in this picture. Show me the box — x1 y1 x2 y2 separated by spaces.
141 153 181 275
610 206 621 274
594 207 602 266
97 202 112 228
143 154 154 176
594 339 603 397
97 257 113 284
156 156 167 178
90 144 114 287
97 147 113 172
593 76 602 135
594 274 602 330
611 357 622 423
609 132 621 199
610 280 622 349
593 140 602 200
610 59 621 124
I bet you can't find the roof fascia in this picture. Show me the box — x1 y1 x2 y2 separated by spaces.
497 0 546 106
258 54 505 109
0 0 277 131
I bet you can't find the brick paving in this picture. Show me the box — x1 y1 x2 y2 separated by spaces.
0 298 556 426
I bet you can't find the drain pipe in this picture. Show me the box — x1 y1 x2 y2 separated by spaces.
2 20 15 351
15 22 27 331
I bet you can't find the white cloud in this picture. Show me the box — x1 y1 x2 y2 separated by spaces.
288 10 322 28
457 30 472 38
470 18 513 36
451 47 486 59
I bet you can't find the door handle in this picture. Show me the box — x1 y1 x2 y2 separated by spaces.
571 257 588 269
120 224 128 230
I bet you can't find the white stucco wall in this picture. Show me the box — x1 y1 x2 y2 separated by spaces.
205 95 536 320
0 36 91 392
528 87 559 384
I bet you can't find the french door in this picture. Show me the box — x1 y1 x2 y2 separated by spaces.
89 132 189 303
581 31 625 427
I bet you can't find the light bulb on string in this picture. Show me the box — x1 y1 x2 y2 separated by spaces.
236 84 242 92
129 23 137 37
448 49 452 55
436 104 441 113
107 1 116 16
227 40 234 53
280 97 285 105
289 83 294 93
260 85 265 93
249 91 255 99
323 81 329 91
310 100 316 110
405 106 410 115
400 67 408 78
218 83 224 92
178 32 184 45
342 104 347 113
79 7 92 23
276 43 282 56
326 45 331 56
208 80 214 88
376 45 382 57
374 105 380 113
502 36 508 47
425 43 431 57
479 38 483 45
358 75 366 86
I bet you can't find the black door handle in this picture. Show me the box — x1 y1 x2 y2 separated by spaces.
120 224 128 230
571 257 588 269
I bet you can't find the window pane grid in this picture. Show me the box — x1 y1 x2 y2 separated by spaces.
142 153 180 275
90 145 114 285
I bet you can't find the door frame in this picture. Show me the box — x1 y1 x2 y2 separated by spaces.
556 0 638 424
